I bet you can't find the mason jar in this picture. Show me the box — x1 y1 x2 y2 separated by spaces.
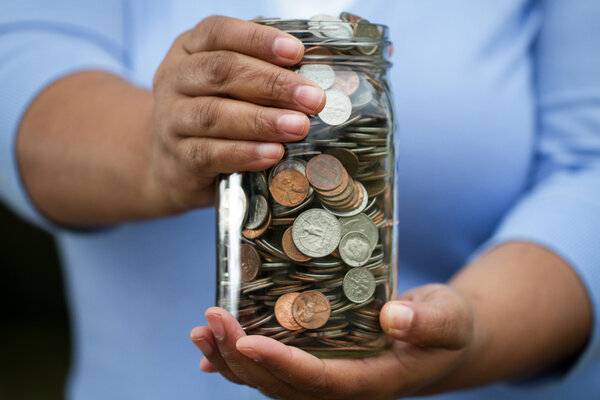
216 12 396 357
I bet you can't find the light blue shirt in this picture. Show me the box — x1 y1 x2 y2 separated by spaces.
1 1 599 399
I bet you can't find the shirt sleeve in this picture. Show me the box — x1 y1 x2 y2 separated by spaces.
0 0 129 231
475 0 600 382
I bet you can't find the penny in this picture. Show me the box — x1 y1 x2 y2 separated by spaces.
275 293 303 330
245 194 268 230
242 208 271 239
270 169 309 207
240 244 261 282
343 268 376 303
339 231 372 267
306 154 345 191
292 209 341 258
292 290 331 329
340 213 379 252
297 64 335 90
324 147 359 176
281 226 311 262
319 89 352 126
332 66 360 96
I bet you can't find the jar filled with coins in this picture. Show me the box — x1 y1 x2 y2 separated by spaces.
216 12 396 357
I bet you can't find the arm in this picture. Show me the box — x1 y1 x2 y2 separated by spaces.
6 16 325 227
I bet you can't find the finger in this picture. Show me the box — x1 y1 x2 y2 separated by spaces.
380 297 473 350
184 16 304 65
177 137 284 174
190 326 245 384
176 51 325 113
205 307 313 400
237 335 402 399
172 97 310 141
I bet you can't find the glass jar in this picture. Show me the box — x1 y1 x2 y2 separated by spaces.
216 12 396 357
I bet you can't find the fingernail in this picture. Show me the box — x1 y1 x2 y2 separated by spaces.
257 143 283 160
277 113 307 136
389 303 414 330
273 36 303 60
295 85 324 111
237 346 262 362
192 337 214 356
206 314 225 341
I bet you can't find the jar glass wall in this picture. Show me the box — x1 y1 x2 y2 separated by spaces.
216 13 397 357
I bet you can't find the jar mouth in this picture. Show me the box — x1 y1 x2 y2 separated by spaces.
253 18 391 67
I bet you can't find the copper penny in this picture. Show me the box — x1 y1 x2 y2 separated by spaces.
269 169 309 207
242 209 271 239
292 290 331 330
325 148 359 177
281 226 311 262
332 66 360 96
275 293 302 330
306 154 345 191
240 244 261 282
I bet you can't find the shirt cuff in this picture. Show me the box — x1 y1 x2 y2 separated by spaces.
0 30 128 232
472 165 600 387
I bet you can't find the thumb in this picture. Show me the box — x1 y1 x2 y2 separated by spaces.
380 293 473 350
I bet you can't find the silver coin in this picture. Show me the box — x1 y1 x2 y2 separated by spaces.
244 194 268 230
292 209 341 258
339 231 372 267
218 185 247 236
319 89 352 126
343 267 376 303
350 76 374 108
297 64 335 90
339 213 379 252
322 182 368 217
308 15 353 40
354 20 380 55
244 171 268 196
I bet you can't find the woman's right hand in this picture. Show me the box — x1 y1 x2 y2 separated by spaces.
147 15 325 214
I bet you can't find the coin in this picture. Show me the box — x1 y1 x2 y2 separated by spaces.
339 231 372 267
275 292 303 330
324 148 359 176
292 290 331 329
332 66 360 96
242 208 271 239
240 244 261 282
343 268 376 303
281 226 311 262
354 20 380 55
308 15 353 40
319 89 352 126
297 64 335 90
245 194 268 230
292 209 341 258
269 169 309 207
306 154 345 191
340 213 379 252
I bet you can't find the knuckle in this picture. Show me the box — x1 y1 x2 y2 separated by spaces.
249 107 275 137
264 69 290 100
205 51 236 87
247 26 272 56
196 98 222 133
183 139 213 170
197 15 225 49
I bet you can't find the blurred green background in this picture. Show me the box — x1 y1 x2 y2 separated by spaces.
0 203 69 400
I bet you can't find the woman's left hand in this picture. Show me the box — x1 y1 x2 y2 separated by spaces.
190 283 476 400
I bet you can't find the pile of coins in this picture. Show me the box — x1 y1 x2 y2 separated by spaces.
217 12 395 355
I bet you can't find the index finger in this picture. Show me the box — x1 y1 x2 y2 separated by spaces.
184 15 304 65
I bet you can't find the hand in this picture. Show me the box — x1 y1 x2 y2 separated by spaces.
190 284 476 400
147 16 325 214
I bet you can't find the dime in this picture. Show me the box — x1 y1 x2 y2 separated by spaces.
340 213 379 252
319 89 352 126
275 292 302 330
292 209 341 258
339 231 372 267
343 267 376 303
292 290 331 329
242 208 271 239
240 244 261 282
281 226 311 262
297 64 335 90
306 154 345 191
244 194 268 230
269 169 309 207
